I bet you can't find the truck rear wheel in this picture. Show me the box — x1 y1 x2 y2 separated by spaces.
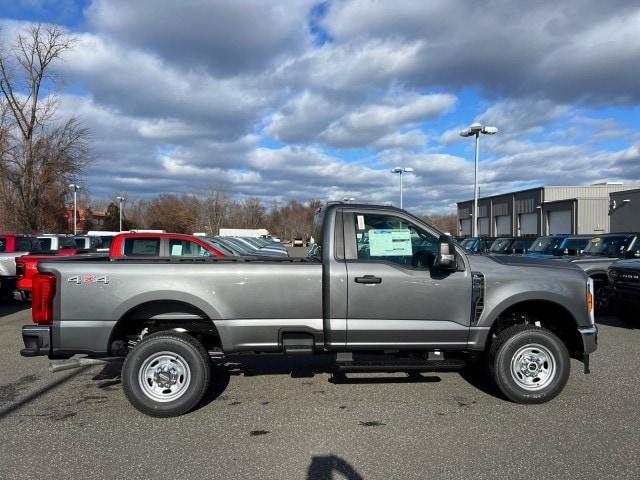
489 325 570 404
122 331 211 417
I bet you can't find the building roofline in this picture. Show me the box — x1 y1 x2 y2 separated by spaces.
457 184 640 207
610 187 640 196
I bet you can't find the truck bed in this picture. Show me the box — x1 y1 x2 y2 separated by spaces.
39 255 323 355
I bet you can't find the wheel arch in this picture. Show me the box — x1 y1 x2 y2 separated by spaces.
109 298 223 354
486 299 583 358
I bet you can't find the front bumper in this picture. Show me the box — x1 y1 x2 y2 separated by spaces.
21 325 51 357
578 325 598 355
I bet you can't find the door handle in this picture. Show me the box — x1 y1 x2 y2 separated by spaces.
355 275 382 284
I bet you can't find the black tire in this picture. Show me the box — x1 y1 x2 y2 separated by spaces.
122 331 211 417
593 278 611 315
488 325 570 404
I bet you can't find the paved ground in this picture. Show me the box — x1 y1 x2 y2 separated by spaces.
1 300 639 479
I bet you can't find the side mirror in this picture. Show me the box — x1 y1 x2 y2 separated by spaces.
434 235 457 271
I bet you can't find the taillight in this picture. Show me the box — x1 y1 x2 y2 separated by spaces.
32 273 56 325
16 261 25 279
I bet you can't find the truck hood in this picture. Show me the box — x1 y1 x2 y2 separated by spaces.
609 258 640 271
468 254 584 272
551 255 618 264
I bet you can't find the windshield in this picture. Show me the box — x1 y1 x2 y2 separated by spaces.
512 239 533 251
489 238 514 253
560 237 590 253
460 238 476 249
529 236 564 253
583 235 632 257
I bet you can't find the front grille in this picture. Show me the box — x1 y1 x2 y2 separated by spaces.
471 272 485 325
617 270 640 284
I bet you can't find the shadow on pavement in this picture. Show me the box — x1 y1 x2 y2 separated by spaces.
596 315 637 329
0 366 91 420
0 300 30 317
307 455 364 480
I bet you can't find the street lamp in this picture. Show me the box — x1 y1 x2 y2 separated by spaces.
116 196 126 232
460 123 498 237
390 167 414 209
69 184 79 235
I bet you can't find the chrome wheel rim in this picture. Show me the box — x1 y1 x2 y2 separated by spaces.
510 344 556 391
138 351 191 402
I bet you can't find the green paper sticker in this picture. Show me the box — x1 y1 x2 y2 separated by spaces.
369 229 412 256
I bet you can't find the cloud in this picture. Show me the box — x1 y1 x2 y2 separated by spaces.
86 0 316 75
322 0 640 103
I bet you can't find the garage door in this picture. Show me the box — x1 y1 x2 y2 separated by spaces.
495 215 512 235
478 218 490 236
460 218 471 236
548 210 572 234
519 213 538 235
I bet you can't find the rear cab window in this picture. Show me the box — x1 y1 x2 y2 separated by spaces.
169 239 209 257
123 238 160 256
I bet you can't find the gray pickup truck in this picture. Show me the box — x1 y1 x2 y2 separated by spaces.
21 203 597 417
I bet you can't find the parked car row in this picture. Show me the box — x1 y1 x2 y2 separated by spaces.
458 232 640 317
1 230 289 301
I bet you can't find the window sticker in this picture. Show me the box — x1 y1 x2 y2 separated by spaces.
171 244 183 256
369 229 412 256
357 215 365 230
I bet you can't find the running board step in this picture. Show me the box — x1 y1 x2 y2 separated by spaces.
336 359 467 372
282 333 314 355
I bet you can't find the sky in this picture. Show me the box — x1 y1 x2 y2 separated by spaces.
1 0 639 214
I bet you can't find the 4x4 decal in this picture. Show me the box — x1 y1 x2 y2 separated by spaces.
67 275 110 285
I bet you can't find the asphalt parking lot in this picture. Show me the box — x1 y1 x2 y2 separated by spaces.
1 298 639 480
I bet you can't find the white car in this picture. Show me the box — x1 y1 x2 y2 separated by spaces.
293 237 304 247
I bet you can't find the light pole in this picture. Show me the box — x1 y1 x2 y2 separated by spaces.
69 184 79 235
390 167 414 209
459 123 497 237
116 196 126 232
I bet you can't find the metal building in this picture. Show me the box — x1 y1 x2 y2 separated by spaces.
457 183 640 237
609 188 640 232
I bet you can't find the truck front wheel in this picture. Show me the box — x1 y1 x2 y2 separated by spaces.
489 325 570 404
122 331 211 417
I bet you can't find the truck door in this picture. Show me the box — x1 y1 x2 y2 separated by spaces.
344 210 472 349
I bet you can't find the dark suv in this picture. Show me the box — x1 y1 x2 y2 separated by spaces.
608 259 640 324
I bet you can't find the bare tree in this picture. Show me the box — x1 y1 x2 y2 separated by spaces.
0 24 89 231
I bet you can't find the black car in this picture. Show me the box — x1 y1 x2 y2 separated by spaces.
488 237 535 254
608 259 640 325
459 237 495 254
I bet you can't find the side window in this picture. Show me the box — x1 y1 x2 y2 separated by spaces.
38 238 52 250
354 213 438 269
16 237 34 251
169 239 208 257
124 238 160 256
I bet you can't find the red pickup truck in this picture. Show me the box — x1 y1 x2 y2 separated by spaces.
15 233 225 300
16 248 82 299
108 233 224 258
